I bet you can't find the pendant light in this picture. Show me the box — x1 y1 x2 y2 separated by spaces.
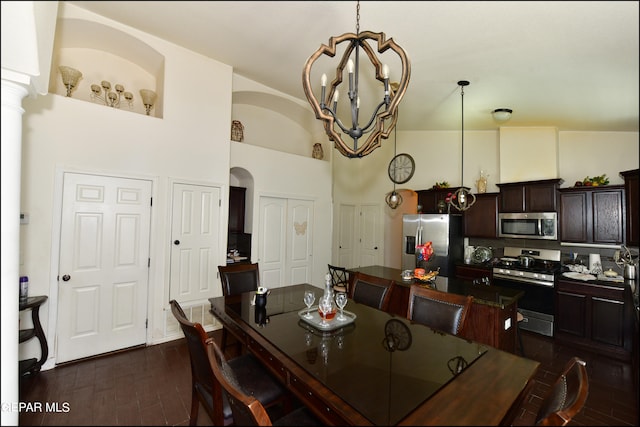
385 120 403 209
449 81 476 212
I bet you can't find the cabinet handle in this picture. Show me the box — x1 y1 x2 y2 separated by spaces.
174 240 180 245
62 275 71 281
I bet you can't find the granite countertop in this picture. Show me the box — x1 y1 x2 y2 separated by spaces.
348 265 522 309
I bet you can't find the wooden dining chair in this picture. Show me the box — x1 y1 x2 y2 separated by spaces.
535 357 589 426
328 264 349 294
170 299 288 426
218 262 260 351
206 338 321 426
350 272 394 312
406 284 473 336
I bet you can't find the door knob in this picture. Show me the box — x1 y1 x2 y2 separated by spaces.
174 240 180 245
62 275 71 281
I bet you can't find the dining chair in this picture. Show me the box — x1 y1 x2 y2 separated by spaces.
350 272 394 312
206 338 321 426
500 357 589 426
328 264 349 294
170 299 288 426
218 262 260 351
535 357 589 426
406 284 473 336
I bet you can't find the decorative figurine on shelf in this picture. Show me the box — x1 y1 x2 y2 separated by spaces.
476 170 488 193
312 143 324 159
231 120 244 142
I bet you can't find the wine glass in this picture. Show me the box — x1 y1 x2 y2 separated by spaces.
318 297 332 327
335 292 348 321
303 290 315 319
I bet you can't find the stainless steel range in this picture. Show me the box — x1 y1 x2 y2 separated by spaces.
492 247 561 337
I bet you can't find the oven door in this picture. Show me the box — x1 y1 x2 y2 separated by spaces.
492 275 555 337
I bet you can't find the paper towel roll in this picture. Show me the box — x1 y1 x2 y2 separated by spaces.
589 253 601 272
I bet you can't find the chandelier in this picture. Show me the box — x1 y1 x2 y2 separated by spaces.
90 80 134 109
449 81 476 212
302 1 411 158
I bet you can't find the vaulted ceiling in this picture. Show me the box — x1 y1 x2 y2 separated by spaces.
68 1 639 132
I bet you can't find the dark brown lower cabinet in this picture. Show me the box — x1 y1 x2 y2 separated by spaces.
556 279 631 361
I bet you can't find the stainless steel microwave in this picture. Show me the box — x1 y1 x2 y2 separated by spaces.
498 212 557 240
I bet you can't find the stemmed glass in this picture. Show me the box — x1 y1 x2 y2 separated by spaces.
318 297 332 327
335 292 348 321
303 290 315 319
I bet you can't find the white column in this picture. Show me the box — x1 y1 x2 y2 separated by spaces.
1 79 29 427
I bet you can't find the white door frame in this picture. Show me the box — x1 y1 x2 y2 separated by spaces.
47 167 159 369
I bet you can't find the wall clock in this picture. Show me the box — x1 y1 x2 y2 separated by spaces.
388 153 415 184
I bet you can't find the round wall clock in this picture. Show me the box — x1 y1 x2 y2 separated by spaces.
388 153 415 184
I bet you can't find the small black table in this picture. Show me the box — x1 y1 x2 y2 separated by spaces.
19 295 49 376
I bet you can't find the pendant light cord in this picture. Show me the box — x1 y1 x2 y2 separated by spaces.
458 81 469 188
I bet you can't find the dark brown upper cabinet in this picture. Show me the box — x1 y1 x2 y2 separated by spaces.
463 193 499 238
228 186 246 233
497 179 562 212
559 185 625 245
620 169 639 247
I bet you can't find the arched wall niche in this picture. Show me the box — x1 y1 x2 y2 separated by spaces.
231 90 326 159
230 167 255 234
50 18 165 117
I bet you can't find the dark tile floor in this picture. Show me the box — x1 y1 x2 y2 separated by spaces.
18 330 639 426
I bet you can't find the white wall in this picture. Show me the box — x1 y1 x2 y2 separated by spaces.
19 4 234 362
230 142 333 287
329 126 638 269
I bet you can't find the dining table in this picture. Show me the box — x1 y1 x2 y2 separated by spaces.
209 283 539 426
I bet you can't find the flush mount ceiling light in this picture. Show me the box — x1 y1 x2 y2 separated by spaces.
492 108 513 122
302 0 411 158
449 80 476 212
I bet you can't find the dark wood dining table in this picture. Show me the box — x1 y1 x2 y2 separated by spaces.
209 284 539 426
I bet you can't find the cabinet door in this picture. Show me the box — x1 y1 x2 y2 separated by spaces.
556 289 587 338
560 192 590 242
592 188 624 244
228 186 246 233
499 185 525 212
591 296 625 347
464 193 498 238
526 183 558 211
621 169 639 246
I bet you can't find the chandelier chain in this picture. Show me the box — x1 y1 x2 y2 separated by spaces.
356 1 360 35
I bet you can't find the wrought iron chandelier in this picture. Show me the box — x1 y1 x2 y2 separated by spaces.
302 1 411 158
449 81 476 212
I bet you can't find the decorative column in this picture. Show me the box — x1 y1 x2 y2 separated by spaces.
1 79 29 427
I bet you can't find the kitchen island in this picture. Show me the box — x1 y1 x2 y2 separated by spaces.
348 265 524 353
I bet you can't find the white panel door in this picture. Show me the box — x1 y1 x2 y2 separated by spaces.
57 173 151 363
359 203 382 267
258 197 286 288
169 183 221 303
287 199 313 285
338 203 357 268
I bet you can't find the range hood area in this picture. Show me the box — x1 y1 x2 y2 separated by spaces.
499 127 559 183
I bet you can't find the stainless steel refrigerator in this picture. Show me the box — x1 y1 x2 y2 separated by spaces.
402 214 464 277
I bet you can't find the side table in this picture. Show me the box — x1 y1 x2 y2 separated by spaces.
19 295 49 376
